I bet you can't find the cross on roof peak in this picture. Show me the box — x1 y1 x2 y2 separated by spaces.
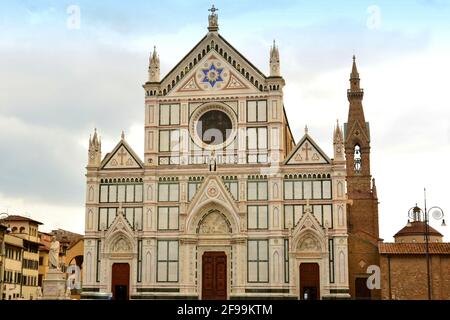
209 5 218 14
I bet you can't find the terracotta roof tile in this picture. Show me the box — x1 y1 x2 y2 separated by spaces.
2 215 43 225
394 221 442 237
379 242 450 254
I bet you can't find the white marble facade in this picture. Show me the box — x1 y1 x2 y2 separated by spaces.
82 9 350 300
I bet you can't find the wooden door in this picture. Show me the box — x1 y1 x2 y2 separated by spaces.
300 263 320 300
355 277 371 300
111 263 130 300
202 252 227 300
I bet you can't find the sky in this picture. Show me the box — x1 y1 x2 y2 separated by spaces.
0 0 449 241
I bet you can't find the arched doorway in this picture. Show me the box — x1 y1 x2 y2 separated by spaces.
299 263 320 300
111 263 130 300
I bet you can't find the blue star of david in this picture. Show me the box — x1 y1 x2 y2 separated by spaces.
201 63 224 87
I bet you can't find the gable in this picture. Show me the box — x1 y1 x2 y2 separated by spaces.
160 33 266 97
168 51 259 97
285 134 331 165
101 140 143 170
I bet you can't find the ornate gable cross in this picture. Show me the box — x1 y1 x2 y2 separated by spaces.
118 147 127 165
302 142 312 161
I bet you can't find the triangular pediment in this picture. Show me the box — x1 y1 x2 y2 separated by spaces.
186 175 239 217
292 207 326 252
284 134 331 165
345 120 370 144
105 209 134 239
101 139 144 170
159 33 266 96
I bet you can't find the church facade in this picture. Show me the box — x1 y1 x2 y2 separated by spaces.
81 8 366 300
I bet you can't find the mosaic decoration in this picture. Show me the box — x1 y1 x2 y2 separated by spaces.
201 63 224 87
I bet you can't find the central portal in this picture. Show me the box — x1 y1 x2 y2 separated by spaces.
202 251 227 300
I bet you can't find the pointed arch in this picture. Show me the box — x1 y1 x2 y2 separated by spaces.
338 206 344 226
145 251 152 283
273 182 279 199
88 186 94 202
147 184 153 201
273 251 280 283
87 209 94 230
339 251 346 283
86 251 92 283
147 208 152 229
273 207 279 228
337 181 344 198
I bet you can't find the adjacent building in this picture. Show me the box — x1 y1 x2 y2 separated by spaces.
380 214 450 300
1 215 41 300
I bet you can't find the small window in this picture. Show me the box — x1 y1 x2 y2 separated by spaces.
247 100 267 122
354 145 362 173
160 104 180 125
247 181 268 200
247 206 268 229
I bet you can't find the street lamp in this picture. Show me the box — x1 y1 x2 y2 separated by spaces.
0 212 10 301
407 189 446 300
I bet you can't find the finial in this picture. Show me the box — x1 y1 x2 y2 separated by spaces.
353 54 356 62
305 125 309 134
121 130 125 140
208 5 219 32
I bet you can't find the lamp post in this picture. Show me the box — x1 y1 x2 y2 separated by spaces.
0 212 10 300
407 189 446 300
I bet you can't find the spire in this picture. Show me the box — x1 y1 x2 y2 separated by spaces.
349 55 361 92
88 128 102 167
333 120 343 144
148 46 160 82
121 130 125 140
269 40 280 77
333 120 345 161
92 128 98 146
208 5 219 32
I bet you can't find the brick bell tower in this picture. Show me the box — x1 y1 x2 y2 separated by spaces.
345 56 381 299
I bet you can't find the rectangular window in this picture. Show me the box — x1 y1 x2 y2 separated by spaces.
157 207 179 230
100 185 108 203
303 181 312 200
323 180 332 199
126 184 134 202
223 181 238 200
329 238 335 283
108 185 117 202
313 181 322 199
160 104 180 126
157 240 178 282
118 185 126 202
159 129 180 152
284 205 304 228
247 100 267 122
247 127 268 163
247 181 268 201
188 182 201 201
135 184 143 202
99 184 143 203
96 240 101 283
137 240 142 283
98 208 117 231
247 240 269 283
247 206 268 229
284 239 289 283
158 183 179 202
